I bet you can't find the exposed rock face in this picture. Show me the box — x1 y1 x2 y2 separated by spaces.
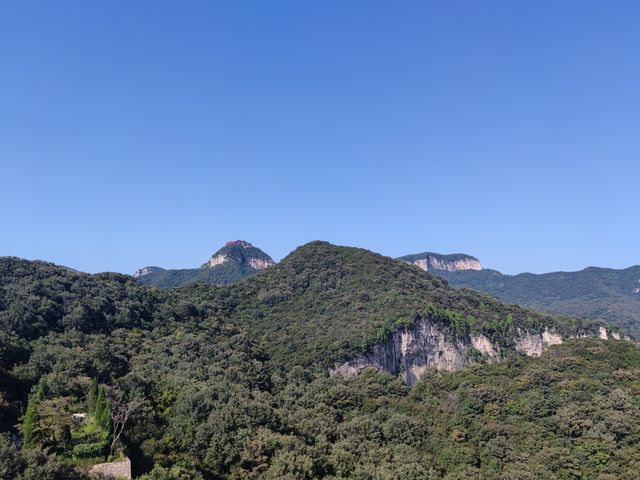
207 254 228 268
133 240 275 289
203 240 275 270
596 326 622 340
397 252 482 272
133 266 164 278
331 318 500 386
415 257 482 272
331 319 608 386
513 328 564 357
249 258 274 270
599 326 609 340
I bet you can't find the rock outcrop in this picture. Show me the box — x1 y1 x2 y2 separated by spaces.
202 240 275 270
133 266 164 278
397 252 482 272
133 240 275 288
206 254 228 268
331 318 605 386
513 328 564 356
88 457 131 479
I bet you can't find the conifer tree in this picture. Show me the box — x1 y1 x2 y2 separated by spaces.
21 395 38 448
95 386 106 423
22 378 47 448
87 378 99 412
34 378 47 402
100 399 112 435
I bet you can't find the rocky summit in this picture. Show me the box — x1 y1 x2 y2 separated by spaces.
134 240 274 289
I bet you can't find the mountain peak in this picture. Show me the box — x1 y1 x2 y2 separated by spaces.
133 241 275 288
224 240 254 248
397 251 482 272
203 240 275 270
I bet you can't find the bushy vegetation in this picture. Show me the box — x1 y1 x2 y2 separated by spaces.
0 433 86 480
437 265 640 336
0 245 637 479
136 263 262 290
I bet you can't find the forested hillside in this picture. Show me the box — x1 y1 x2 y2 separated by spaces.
134 263 262 289
181 242 607 369
0 247 637 479
436 266 640 336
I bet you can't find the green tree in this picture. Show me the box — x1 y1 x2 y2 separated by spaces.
34 378 47 401
22 397 39 449
100 399 112 435
0 433 23 478
95 386 106 422
87 378 98 413
21 379 47 449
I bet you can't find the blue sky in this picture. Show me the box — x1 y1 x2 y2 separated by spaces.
1 1 638 275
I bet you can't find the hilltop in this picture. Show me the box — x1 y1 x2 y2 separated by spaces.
134 240 274 289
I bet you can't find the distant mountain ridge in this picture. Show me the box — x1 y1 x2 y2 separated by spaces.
133 266 165 278
397 251 482 272
135 242 639 335
398 249 640 336
134 240 274 289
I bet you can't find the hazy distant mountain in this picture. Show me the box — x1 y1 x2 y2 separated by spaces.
134 240 274 289
400 250 640 336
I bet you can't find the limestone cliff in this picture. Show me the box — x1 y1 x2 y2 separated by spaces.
397 252 482 272
331 318 606 386
133 266 165 278
203 240 275 270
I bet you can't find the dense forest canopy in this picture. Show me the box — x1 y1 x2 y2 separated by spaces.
0 245 637 479
135 263 262 290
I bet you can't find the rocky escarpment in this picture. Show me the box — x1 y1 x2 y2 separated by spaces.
331 318 607 386
133 266 165 278
203 240 275 270
397 252 482 272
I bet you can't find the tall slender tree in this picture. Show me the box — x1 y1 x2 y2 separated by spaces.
100 399 112 435
21 395 38 448
95 386 106 423
87 378 99 413
22 378 48 448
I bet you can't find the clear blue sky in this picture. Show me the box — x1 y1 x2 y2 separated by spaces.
1 1 638 275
